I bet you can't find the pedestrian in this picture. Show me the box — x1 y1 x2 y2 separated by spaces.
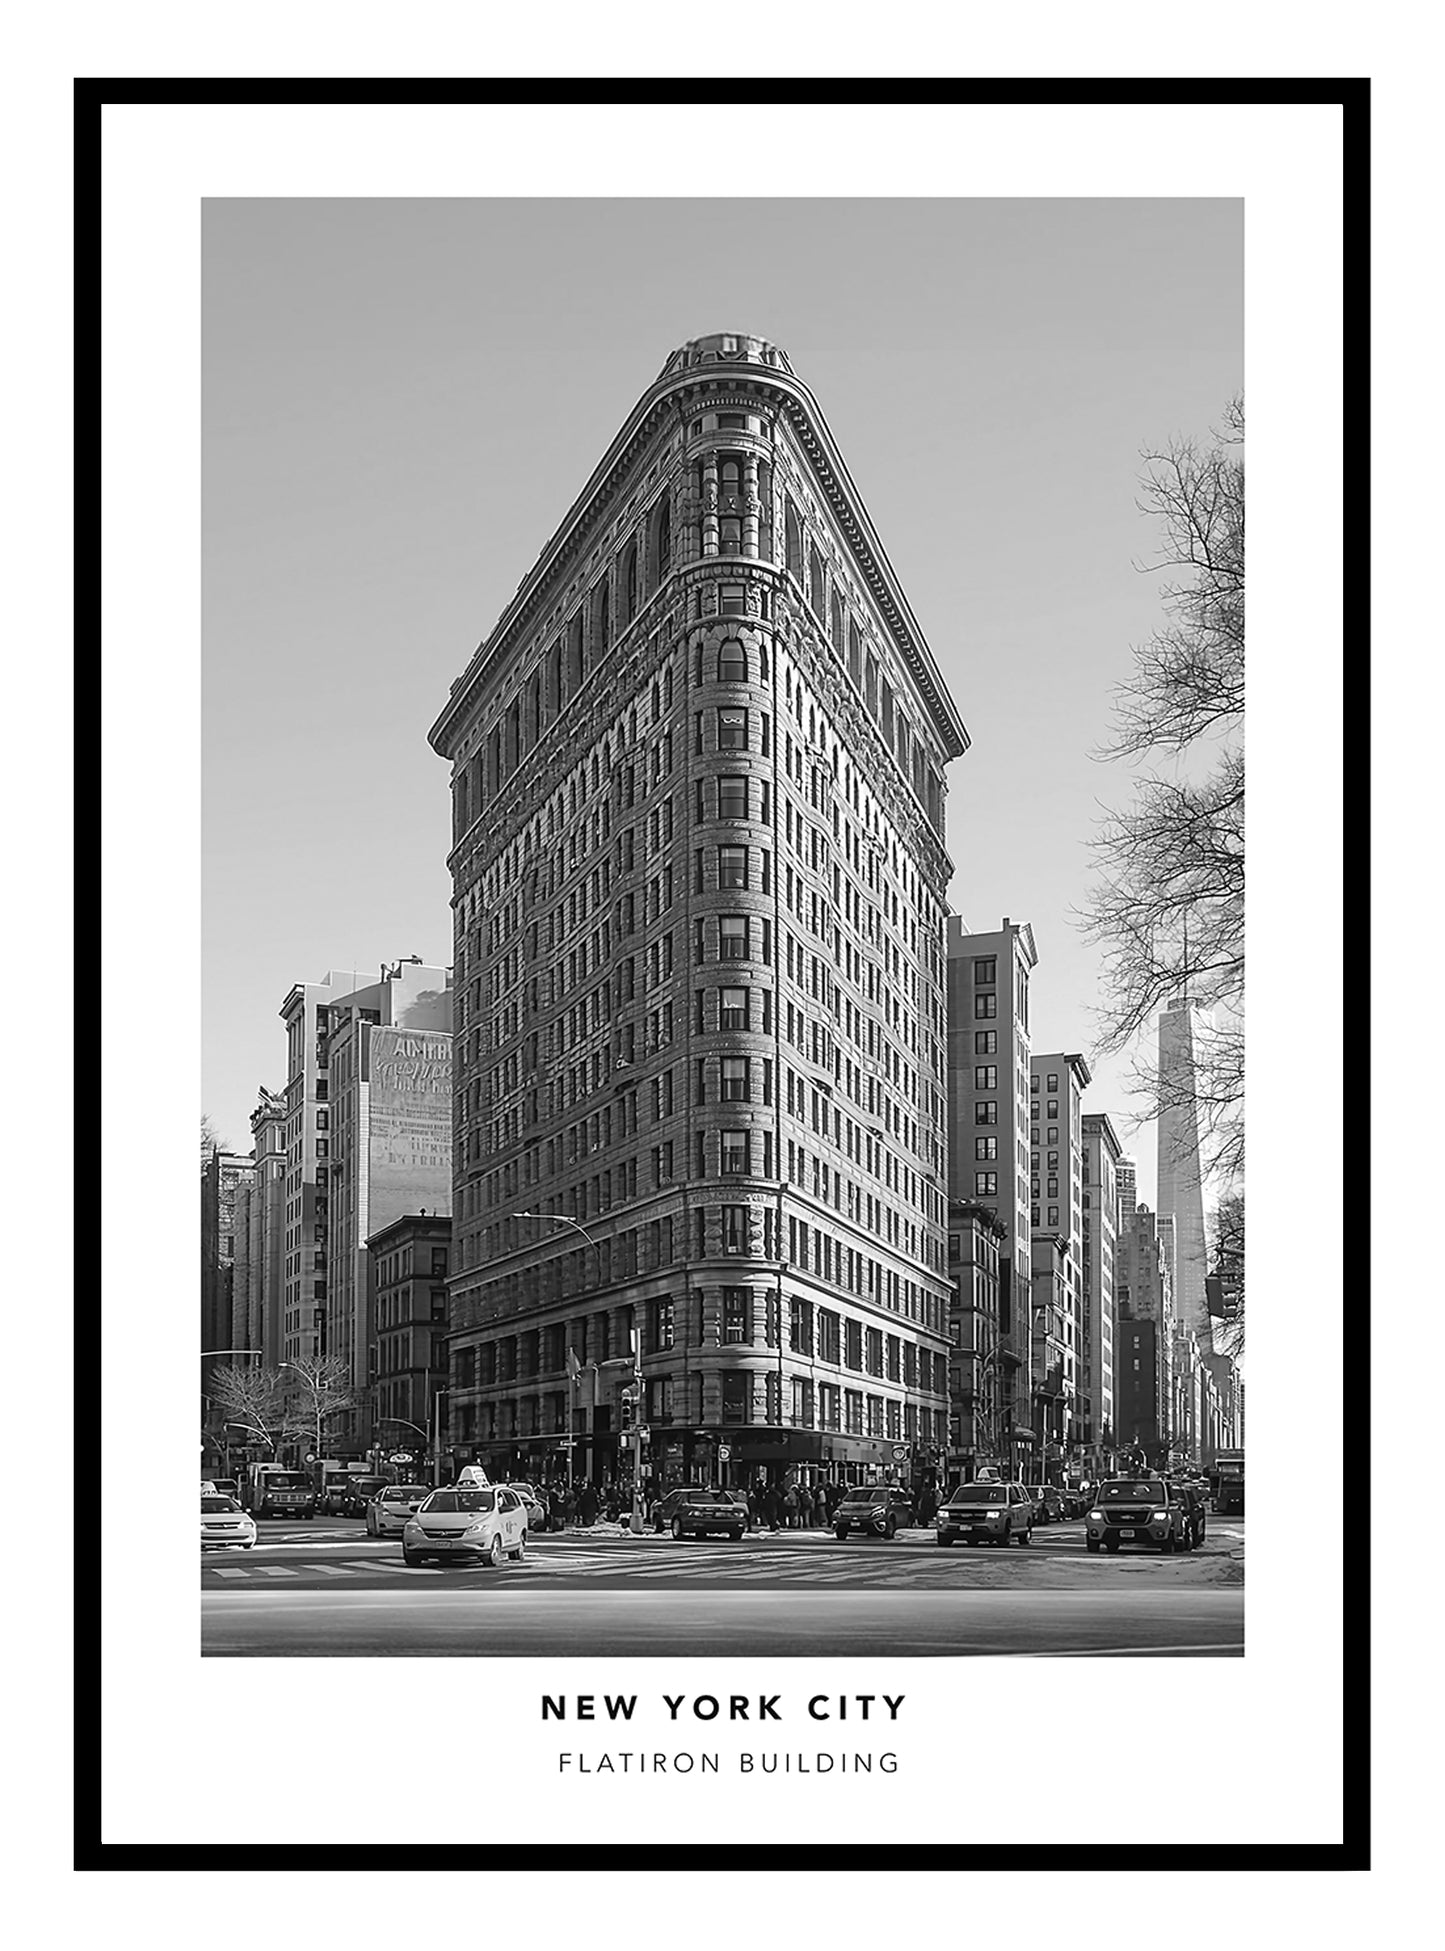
748 1482 763 1531
916 1481 937 1527
783 1481 799 1529
578 1481 598 1528
797 1481 814 1529
764 1482 782 1532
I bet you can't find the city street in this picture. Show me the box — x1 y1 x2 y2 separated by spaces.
202 1516 1244 1656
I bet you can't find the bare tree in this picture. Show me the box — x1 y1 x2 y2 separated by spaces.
200 1113 228 1169
1081 399 1244 1183
280 1353 360 1462
207 1363 296 1455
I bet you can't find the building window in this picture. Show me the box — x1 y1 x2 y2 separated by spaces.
974 1030 997 1055
721 1056 748 1102
1047 1206 1059 1227
818 1310 841 1364
718 776 748 820
719 639 747 680
975 1172 998 1196
721 1129 749 1175
722 1286 750 1343
975 1137 998 1161
720 987 749 1030
819 1383 841 1431
1047 1075 1059 1093
973 958 997 984
845 1390 864 1435
718 844 748 888
845 1318 863 1370
719 585 747 615
720 916 749 960
789 1297 813 1354
974 1101 998 1126
974 1065 997 1090
792 1377 815 1426
718 709 747 751
974 993 997 1020
721 1206 749 1254
721 1371 753 1423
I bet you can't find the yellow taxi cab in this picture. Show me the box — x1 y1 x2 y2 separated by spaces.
401 1484 529 1566
201 1492 257 1549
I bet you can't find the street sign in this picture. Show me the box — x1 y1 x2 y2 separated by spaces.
891 1444 910 1461
305 1453 317 1463
718 1445 732 1461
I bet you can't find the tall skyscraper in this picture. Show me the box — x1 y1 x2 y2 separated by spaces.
945 918 1037 1475
201 1147 255 1402
430 333 967 1492
1158 997 1211 1337
1116 1155 1138 1230
231 1086 287 1367
1115 1201 1176 1468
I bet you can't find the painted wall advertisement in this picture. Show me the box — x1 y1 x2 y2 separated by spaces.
367 1027 453 1224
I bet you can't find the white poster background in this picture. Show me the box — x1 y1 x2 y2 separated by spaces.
88 93 1350 1877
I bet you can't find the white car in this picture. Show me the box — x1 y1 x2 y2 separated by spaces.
402 1485 529 1566
502 1482 548 1532
201 1494 257 1549
365 1483 432 1537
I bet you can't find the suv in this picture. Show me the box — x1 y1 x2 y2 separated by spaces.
661 1488 749 1540
833 1485 915 1540
935 1481 1033 1547
1174 1483 1208 1551
1084 1478 1190 1555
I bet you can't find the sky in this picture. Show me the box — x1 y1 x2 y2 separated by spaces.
202 197 1242 1205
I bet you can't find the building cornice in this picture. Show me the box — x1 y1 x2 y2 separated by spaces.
430 338 968 761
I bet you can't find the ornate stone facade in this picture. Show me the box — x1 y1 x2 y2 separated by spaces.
430 335 969 1492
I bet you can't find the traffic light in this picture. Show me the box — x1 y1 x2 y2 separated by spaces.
619 1389 636 1432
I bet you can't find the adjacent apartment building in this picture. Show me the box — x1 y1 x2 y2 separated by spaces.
277 962 452 1387
1029 1051 1090 1475
430 333 968 1493
1080 1110 1122 1473
944 917 1038 1478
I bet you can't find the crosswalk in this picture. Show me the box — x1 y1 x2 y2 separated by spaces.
201 1536 1089 1588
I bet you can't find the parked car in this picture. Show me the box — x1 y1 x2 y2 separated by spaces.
659 1488 749 1540
1174 1483 1209 1550
833 1484 915 1540
402 1485 529 1566
201 1493 256 1549
1059 1486 1087 1520
1084 1478 1190 1554
1027 1484 1066 1524
503 1482 549 1532
934 1481 1033 1547
365 1483 432 1537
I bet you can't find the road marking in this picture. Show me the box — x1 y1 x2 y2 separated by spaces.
1038 1641 1245 1657
210 1566 247 1578
256 1565 300 1578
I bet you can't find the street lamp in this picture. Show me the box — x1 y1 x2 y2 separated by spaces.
514 1210 646 1536
512 1212 610 1509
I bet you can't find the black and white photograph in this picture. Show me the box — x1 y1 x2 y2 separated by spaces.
72 81 1365 1879
198 201 1245 1663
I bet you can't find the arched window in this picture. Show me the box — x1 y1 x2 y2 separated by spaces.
653 497 672 588
848 619 863 687
454 767 470 840
830 592 844 649
624 541 638 624
785 499 802 580
809 548 826 617
595 579 610 659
